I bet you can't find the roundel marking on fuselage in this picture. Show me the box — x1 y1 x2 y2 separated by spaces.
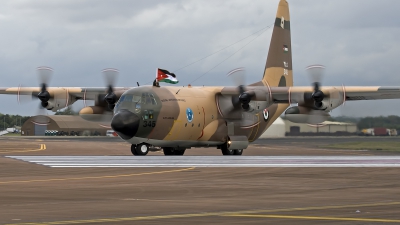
186 108 194 123
263 108 269 121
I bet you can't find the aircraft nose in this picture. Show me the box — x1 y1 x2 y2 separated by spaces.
111 109 140 140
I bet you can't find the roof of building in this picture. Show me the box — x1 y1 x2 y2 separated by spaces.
30 115 109 129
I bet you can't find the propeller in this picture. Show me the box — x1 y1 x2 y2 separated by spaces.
36 67 53 107
223 68 259 128
226 68 254 111
34 67 54 124
102 68 119 110
306 65 325 109
286 64 346 125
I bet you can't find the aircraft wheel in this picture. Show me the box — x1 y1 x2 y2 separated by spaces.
233 149 243 155
135 143 149 156
163 147 175 155
163 147 185 155
131 145 139 156
221 144 234 155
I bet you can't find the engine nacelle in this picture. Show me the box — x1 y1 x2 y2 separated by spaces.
217 88 273 117
79 106 113 123
313 88 345 111
43 100 55 110
284 106 330 124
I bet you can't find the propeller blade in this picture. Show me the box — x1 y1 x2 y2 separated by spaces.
306 65 326 108
306 65 325 87
102 68 119 109
37 66 53 86
17 84 33 104
32 105 50 125
227 67 245 88
102 68 118 88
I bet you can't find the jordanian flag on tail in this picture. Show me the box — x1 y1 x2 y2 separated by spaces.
156 68 179 84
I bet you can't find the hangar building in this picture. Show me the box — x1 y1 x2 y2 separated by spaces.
259 118 358 138
21 115 109 136
284 119 357 136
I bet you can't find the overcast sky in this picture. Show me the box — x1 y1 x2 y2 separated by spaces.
0 0 399 117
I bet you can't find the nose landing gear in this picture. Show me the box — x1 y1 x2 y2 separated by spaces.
131 143 149 156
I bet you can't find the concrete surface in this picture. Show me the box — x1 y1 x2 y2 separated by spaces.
0 137 400 224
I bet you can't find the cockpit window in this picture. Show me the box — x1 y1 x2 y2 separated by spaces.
132 96 141 103
115 93 156 113
141 93 157 105
124 95 133 102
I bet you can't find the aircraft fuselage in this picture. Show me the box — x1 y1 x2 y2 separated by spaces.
111 85 287 148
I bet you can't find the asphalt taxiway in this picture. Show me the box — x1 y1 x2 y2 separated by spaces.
8 155 400 167
1 136 400 224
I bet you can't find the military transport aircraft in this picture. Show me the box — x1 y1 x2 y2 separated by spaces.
1 0 400 156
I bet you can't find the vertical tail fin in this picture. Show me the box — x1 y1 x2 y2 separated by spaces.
262 0 293 87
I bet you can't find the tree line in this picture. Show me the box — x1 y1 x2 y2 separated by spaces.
332 115 400 130
1 106 77 131
0 114 30 130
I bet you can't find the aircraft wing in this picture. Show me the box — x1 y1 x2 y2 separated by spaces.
0 87 130 100
269 86 400 103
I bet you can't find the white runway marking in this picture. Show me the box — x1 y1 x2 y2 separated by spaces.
6 156 400 168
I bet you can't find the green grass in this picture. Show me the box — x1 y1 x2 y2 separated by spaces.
3 133 21 136
323 142 400 151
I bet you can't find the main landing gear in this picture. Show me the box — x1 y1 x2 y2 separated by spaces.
220 144 243 156
163 147 186 156
131 144 149 156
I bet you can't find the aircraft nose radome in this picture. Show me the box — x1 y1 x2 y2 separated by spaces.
111 110 140 140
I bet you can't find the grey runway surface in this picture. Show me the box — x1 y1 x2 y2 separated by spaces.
7 155 400 167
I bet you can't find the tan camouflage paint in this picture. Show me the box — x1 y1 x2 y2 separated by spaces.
1 0 400 148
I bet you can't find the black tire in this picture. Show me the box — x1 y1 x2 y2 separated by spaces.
131 145 139 156
163 147 175 155
163 147 185 155
233 149 243 155
221 144 234 155
135 143 149 156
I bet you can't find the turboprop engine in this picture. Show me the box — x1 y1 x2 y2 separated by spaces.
284 65 345 124
79 68 121 124
314 88 345 111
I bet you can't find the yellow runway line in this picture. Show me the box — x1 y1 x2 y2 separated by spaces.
6 201 400 225
227 214 400 223
223 201 400 215
0 144 46 153
0 167 195 184
6 212 223 225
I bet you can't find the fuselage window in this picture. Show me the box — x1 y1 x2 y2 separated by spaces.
124 95 133 102
115 95 125 109
140 93 157 105
130 95 141 112
141 93 147 105
150 94 157 105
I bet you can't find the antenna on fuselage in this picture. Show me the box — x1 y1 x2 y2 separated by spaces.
137 82 140 87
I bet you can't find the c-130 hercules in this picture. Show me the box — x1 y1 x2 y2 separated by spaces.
1 0 400 156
